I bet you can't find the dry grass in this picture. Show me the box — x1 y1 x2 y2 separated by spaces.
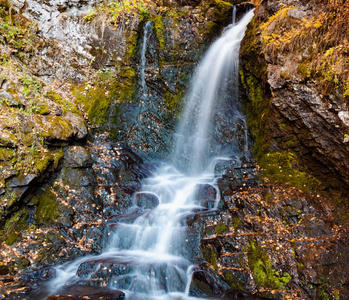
258 0 349 98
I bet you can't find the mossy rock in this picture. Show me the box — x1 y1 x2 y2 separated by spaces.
222 269 247 290
259 151 321 191
35 102 50 115
0 130 18 147
45 90 62 101
45 229 65 246
34 188 59 225
247 239 291 289
0 148 14 161
215 222 228 234
163 91 182 116
35 115 75 142
152 15 165 50
202 244 218 271
5 232 20 245
0 207 28 245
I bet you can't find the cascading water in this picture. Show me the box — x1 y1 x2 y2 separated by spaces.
140 21 152 104
46 10 254 300
232 5 237 26
173 9 251 174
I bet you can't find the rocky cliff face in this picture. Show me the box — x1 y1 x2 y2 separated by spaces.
0 0 248 279
1 0 349 299
240 0 349 193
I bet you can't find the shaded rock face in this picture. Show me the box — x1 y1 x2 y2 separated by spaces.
240 0 349 189
188 164 349 299
0 133 154 281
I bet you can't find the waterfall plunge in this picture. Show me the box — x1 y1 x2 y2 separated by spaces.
48 10 254 300
172 10 253 175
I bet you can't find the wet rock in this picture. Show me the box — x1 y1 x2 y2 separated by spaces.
189 266 230 297
195 184 217 202
47 284 126 299
20 268 56 282
214 158 240 175
61 167 96 188
135 192 159 209
188 167 349 299
77 259 133 282
64 146 93 168
107 208 144 225
7 175 36 188
46 296 77 300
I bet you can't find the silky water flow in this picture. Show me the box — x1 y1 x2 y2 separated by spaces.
46 10 255 300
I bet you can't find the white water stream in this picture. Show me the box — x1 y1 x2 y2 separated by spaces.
48 10 254 300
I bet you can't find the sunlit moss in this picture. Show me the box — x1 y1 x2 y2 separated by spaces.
34 188 59 225
248 239 291 289
259 151 321 191
202 245 218 271
215 222 228 234
152 15 165 50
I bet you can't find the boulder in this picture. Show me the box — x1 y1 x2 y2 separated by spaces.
64 146 93 168
135 192 159 209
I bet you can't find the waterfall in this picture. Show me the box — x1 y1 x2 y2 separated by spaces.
140 21 152 97
232 5 237 26
139 21 152 118
173 10 253 174
47 10 254 300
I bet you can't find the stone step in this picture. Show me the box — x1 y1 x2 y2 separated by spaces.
46 285 125 300
74 255 190 292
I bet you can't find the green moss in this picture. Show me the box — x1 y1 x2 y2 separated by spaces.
126 31 138 59
232 217 241 231
52 149 64 169
163 91 182 115
212 0 233 24
75 66 135 126
247 239 291 289
240 16 270 163
241 71 270 161
33 150 53 174
45 90 62 101
259 151 321 191
202 246 218 271
298 61 311 80
215 222 228 234
0 148 14 161
116 66 136 101
5 232 20 245
86 87 111 125
223 270 246 290
152 15 165 50
34 188 59 225
0 208 28 245
0 13 38 54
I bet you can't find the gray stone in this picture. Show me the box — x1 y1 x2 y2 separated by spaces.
7 174 36 187
64 146 93 168
135 192 159 209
